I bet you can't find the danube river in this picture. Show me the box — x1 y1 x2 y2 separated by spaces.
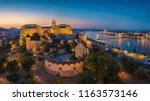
86 31 150 56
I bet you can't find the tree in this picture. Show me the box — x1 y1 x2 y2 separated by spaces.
53 39 61 48
22 73 39 84
7 73 20 83
17 52 26 63
142 52 147 56
0 54 7 63
96 53 120 83
0 54 7 73
0 43 11 52
52 78 61 84
78 71 96 84
37 56 44 61
132 49 137 54
66 43 72 53
90 44 100 53
0 65 5 73
7 60 20 73
84 46 121 84
134 67 147 79
149 66 150 77
23 79 39 84
84 61 98 72
75 33 79 39
121 56 139 74
84 53 99 72
103 73 122 84
18 44 26 53
21 57 35 72
43 42 50 52
69 54 77 61
48 33 55 40
17 52 35 72
24 52 33 57
25 73 34 80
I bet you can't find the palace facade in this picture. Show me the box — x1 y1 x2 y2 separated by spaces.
19 19 72 44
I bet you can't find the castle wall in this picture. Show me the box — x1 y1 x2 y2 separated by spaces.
19 20 73 45
20 26 72 44
42 28 53 34
26 37 31 51
44 57 84 77
20 27 43 45
59 26 72 34
20 28 41 39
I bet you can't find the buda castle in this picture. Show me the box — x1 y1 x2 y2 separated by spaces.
19 19 72 44
18 19 92 77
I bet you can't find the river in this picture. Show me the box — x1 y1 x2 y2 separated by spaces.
85 31 150 56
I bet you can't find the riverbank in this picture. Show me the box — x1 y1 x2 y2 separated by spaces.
112 48 148 60
86 31 150 56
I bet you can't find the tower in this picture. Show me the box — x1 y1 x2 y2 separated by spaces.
25 34 31 51
52 19 56 26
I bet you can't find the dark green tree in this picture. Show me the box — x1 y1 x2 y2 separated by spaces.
18 44 26 53
90 44 100 53
7 73 20 83
134 67 147 79
121 56 139 74
17 52 35 72
43 42 50 52
21 57 35 72
84 53 99 72
149 65 150 77
132 49 137 54
66 43 72 53
78 71 96 84
7 60 20 73
84 45 121 84
0 65 5 73
48 33 56 40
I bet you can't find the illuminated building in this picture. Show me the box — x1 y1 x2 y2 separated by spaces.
19 19 72 45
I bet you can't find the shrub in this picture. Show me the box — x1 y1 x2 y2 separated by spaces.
134 67 147 79
7 73 20 83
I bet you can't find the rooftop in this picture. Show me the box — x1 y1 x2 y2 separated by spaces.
46 55 85 64
31 33 41 41
23 24 39 28
55 34 75 40
58 24 70 28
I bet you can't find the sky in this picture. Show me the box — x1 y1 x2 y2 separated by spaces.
0 0 150 30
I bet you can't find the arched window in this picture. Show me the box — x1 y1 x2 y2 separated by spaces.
73 67 76 70
59 67 62 70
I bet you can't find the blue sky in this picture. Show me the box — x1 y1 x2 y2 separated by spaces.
0 0 150 30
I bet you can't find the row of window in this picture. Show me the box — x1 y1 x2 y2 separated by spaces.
59 67 76 70
48 64 76 70
49 62 81 66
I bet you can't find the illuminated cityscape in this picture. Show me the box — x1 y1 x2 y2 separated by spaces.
0 0 150 84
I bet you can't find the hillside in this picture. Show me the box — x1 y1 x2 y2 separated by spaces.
0 27 20 39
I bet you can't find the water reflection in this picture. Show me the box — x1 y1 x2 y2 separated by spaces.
86 31 150 56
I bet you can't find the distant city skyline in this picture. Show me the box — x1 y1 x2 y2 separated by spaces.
0 0 150 30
